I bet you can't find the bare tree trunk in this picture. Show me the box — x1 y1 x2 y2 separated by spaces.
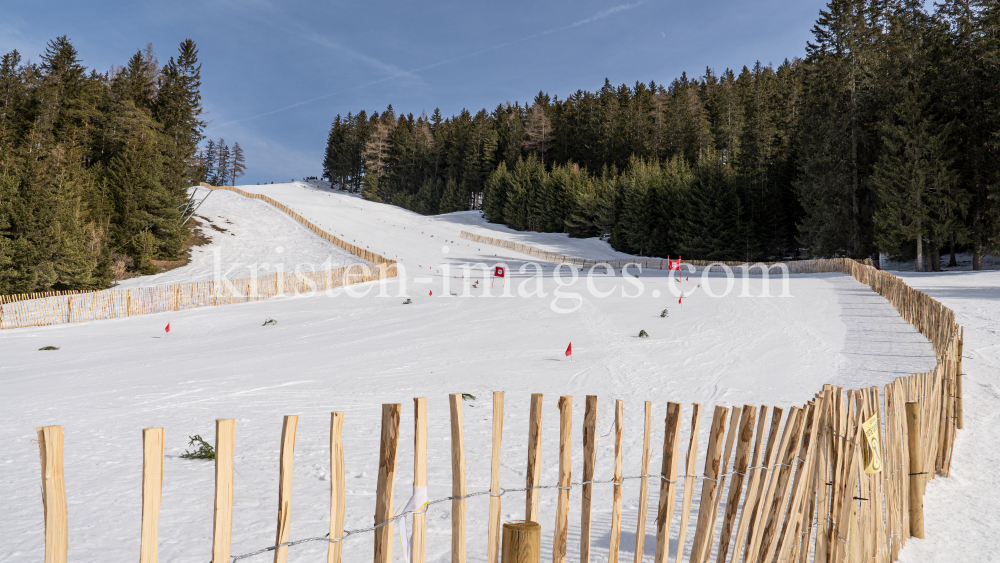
931 238 941 272
916 234 923 272
973 238 983 270
949 233 957 267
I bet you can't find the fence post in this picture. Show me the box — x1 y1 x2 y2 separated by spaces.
906 401 925 538
525 393 544 522
487 392 505 563
633 401 652 563
413 398 428 563
273 415 299 563
553 396 573 563
212 419 236 563
581 395 598 562
608 399 624 563
140 428 164 563
449 394 467 563
501 521 540 563
328 412 345 563
374 404 401 563
653 402 683 563
689 406 729 563
37 425 68 563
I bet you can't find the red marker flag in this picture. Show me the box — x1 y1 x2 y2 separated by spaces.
678 297 682 304
429 290 433 297
165 323 170 333
565 342 572 362
494 266 505 278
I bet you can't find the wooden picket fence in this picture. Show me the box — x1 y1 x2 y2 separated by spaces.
31 259 962 563
459 231 851 275
0 185 397 330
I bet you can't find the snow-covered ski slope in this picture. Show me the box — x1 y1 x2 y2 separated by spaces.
0 181 982 563
115 188 365 289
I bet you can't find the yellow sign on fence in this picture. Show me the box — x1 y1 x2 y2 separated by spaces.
862 413 883 473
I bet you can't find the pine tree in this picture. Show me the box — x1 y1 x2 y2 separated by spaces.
872 88 961 270
216 139 229 186
230 142 246 185
522 103 554 163
203 139 216 182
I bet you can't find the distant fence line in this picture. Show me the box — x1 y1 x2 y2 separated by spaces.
459 231 850 274
30 260 963 563
0 184 397 330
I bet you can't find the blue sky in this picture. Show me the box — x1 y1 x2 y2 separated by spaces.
2 0 828 183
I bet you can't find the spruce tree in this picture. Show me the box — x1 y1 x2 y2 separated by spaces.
230 142 246 185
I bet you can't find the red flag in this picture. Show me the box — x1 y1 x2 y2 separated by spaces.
165 323 170 333
429 290 433 297
565 342 572 356
686 277 689 281
494 266 505 278
678 297 682 304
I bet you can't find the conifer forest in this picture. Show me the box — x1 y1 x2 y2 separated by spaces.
324 0 1000 269
0 37 206 293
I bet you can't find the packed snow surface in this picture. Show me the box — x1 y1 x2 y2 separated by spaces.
1 182 985 563
115 188 365 289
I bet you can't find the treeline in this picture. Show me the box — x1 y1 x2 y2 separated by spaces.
0 37 204 294
197 138 246 186
324 0 1000 268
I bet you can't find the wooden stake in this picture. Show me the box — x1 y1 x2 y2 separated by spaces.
704 406 742 561
905 401 925 539
413 399 428 563
634 401 653 563
488 392 505 563
652 402 684 563
745 408 799 563
273 416 299 563
674 403 702 563
140 428 164 563
450 394 468 563
212 419 236 563
502 521 541 563
732 405 775 563
715 406 757 563
689 405 729 563
609 399 625 563
526 393 544 522
551 396 573 563
581 395 598 562
374 404 401 563
37 425 67 563
328 412 345 563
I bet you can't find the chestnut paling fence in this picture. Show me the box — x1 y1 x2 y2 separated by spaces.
0 184 397 330
32 259 963 563
459 231 853 275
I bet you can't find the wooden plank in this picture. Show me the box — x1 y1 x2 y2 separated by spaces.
674 403 702 563
704 406 742 562
526 393 544 523
744 407 800 563
37 425 68 563
140 428 164 563
609 399 625 563
688 405 729 563
653 402 684 563
273 416 299 563
414 398 428 563
755 404 807 563
374 404 401 563
581 394 597 563
450 394 467 563
328 412 346 563
554 396 573 563
733 406 779 563
715 406 757 563
212 419 236 563
906 401 924 539
487 392 505 563
774 402 821 562
634 401 653 563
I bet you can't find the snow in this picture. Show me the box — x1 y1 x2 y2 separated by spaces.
115 188 365 290
0 181 979 563
891 271 1000 563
